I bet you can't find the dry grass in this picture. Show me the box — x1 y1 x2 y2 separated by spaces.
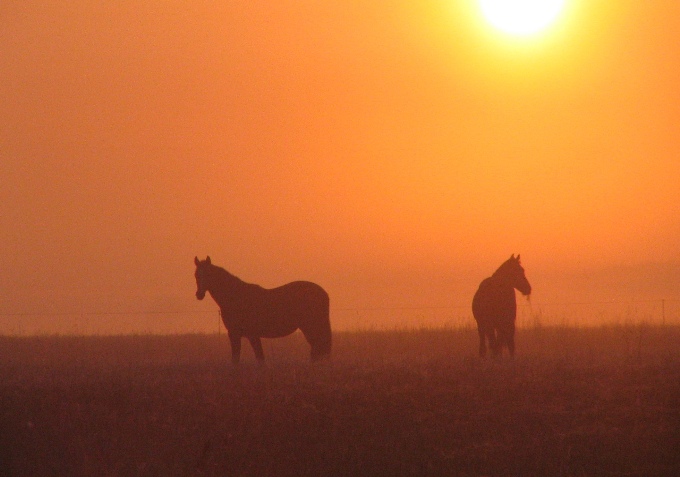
0 326 679 476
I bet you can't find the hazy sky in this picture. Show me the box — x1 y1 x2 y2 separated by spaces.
2 1 680 331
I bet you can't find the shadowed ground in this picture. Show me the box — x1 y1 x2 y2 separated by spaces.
0 327 679 476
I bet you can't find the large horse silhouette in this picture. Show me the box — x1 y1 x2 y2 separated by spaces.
194 256 331 363
472 254 531 357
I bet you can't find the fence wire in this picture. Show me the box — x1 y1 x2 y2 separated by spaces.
0 299 678 336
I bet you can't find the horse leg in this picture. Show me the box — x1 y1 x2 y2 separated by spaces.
310 341 331 361
477 324 487 358
248 337 265 363
507 321 516 357
305 329 332 361
489 327 501 358
228 330 242 365
495 320 515 358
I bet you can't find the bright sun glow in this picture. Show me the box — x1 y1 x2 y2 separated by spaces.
479 0 566 36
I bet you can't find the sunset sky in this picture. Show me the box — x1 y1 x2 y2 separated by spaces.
2 1 680 332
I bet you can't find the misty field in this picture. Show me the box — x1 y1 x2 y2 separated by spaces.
1 326 679 476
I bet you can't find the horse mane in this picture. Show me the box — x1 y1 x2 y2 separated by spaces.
209 265 247 288
492 259 511 276
491 256 521 282
210 264 265 294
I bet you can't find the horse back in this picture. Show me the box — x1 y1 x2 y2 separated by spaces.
224 280 329 338
270 280 329 302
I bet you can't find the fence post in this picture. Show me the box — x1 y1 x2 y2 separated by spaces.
662 299 665 326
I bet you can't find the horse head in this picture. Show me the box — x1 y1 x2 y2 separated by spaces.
500 254 532 296
194 256 213 300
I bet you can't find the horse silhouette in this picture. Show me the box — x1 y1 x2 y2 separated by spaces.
194 256 331 363
472 254 531 357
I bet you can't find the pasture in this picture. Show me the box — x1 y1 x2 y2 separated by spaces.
1 326 679 476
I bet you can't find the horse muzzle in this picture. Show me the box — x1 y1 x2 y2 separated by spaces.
196 290 206 300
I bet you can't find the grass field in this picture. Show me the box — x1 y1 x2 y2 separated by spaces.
1 326 679 476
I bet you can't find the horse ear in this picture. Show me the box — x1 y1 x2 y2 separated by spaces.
194 256 200 266
206 256 211 265
510 254 515 260
516 254 521 261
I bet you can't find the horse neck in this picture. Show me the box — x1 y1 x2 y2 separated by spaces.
208 267 244 304
490 268 515 289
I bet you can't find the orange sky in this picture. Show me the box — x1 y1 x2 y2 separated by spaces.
2 1 680 332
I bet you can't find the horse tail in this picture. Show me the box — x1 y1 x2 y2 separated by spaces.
300 287 331 361
315 303 332 359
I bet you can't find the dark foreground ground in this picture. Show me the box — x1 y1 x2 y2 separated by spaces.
0 326 679 476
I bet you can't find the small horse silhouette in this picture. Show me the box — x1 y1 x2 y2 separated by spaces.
472 254 531 357
194 256 331 363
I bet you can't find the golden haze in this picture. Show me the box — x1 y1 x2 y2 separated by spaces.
2 1 680 332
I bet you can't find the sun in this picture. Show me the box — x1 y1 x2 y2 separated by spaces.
479 0 566 36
